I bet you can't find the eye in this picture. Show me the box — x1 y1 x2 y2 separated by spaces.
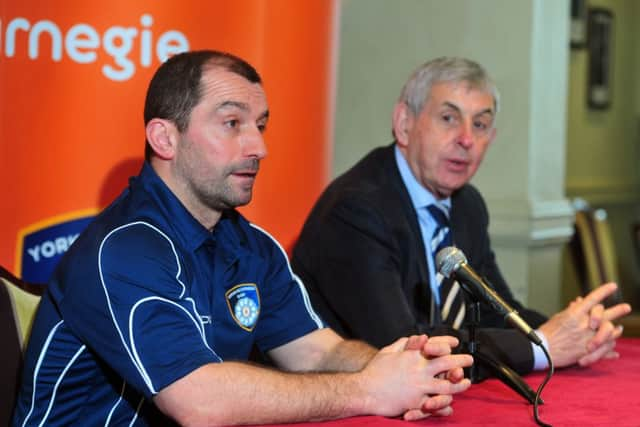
473 116 494 133
224 119 239 129
441 113 459 125
256 118 268 133
474 121 487 130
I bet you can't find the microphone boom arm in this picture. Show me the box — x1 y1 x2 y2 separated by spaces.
454 264 542 346
437 246 543 346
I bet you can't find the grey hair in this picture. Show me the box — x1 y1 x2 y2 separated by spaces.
398 57 500 115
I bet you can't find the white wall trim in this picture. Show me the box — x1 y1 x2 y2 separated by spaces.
487 197 575 247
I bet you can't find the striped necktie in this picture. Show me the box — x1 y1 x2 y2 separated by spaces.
427 204 466 329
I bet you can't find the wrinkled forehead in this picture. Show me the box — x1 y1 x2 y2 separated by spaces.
199 66 268 109
428 80 496 114
451 79 497 113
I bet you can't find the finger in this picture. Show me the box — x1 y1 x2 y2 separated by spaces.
602 350 620 360
426 354 474 376
421 377 471 396
611 324 624 339
578 340 616 367
424 335 459 348
574 283 618 315
588 321 615 351
421 394 453 413
589 304 605 330
422 341 454 357
405 335 429 351
403 393 453 421
446 367 466 383
403 408 431 421
431 405 454 417
603 303 633 322
569 296 582 309
403 397 454 420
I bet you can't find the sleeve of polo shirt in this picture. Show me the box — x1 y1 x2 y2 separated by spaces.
250 226 325 352
62 222 221 398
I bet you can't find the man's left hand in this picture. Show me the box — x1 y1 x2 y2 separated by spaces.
539 282 631 368
577 292 631 366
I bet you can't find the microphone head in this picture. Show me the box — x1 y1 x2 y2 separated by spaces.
436 246 467 278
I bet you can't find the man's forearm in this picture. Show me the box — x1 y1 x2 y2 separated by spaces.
155 338 473 426
316 339 377 372
154 361 368 426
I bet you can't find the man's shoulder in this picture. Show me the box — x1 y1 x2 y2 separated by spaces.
62 184 180 273
320 144 400 208
339 144 395 183
450 184 490 234
452 183 486 210
294 144 410 257
48 192 187 311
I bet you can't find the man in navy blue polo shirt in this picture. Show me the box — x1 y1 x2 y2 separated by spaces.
13 50 473 426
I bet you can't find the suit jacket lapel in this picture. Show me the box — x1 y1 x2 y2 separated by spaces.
381 144 438 324
450 191 470 255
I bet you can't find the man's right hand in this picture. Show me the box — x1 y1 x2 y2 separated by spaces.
357 335 473 420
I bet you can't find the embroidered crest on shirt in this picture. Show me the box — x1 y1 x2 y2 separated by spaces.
225 283 261 331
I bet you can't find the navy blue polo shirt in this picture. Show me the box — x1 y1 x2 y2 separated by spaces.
13 163 324 426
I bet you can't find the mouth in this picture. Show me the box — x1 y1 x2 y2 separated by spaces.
231 169 259 181
445 158 470 172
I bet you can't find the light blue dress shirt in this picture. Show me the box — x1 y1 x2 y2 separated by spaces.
394 145 451 306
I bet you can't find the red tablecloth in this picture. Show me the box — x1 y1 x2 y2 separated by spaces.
250 338 640 427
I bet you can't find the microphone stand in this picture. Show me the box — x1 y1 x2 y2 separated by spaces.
464 300 539 405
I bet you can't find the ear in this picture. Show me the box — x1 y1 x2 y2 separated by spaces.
392 102 413 147
146 118 178 160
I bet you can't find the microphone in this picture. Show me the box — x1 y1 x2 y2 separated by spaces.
436 246 542 346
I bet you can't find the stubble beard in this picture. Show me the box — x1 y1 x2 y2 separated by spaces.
195 160 259 212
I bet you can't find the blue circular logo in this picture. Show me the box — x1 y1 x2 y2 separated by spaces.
234 297 259 328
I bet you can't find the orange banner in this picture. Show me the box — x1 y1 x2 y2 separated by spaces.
0 1 336 281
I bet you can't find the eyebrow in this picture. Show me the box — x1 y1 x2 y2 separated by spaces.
215 100 250 112
442 101 494 117
215 101 270 121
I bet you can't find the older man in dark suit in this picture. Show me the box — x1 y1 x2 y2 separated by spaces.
292 57 630 375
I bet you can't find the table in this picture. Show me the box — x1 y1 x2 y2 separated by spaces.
251 338 640 427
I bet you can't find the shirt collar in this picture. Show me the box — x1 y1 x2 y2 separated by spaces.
135 162 214 251
394 144 451 213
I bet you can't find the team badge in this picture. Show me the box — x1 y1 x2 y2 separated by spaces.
225 283 260 331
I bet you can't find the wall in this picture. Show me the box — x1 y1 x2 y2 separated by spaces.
334 0 574 314
637 1 640 117
565 0 640 304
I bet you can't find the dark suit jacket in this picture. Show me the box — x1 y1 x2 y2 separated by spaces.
292 144 548 375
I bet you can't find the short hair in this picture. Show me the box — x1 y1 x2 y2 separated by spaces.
398 57 500 115
143 50 262 160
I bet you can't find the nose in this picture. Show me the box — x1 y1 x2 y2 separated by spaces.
457 121 474 149
244 126 268 160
